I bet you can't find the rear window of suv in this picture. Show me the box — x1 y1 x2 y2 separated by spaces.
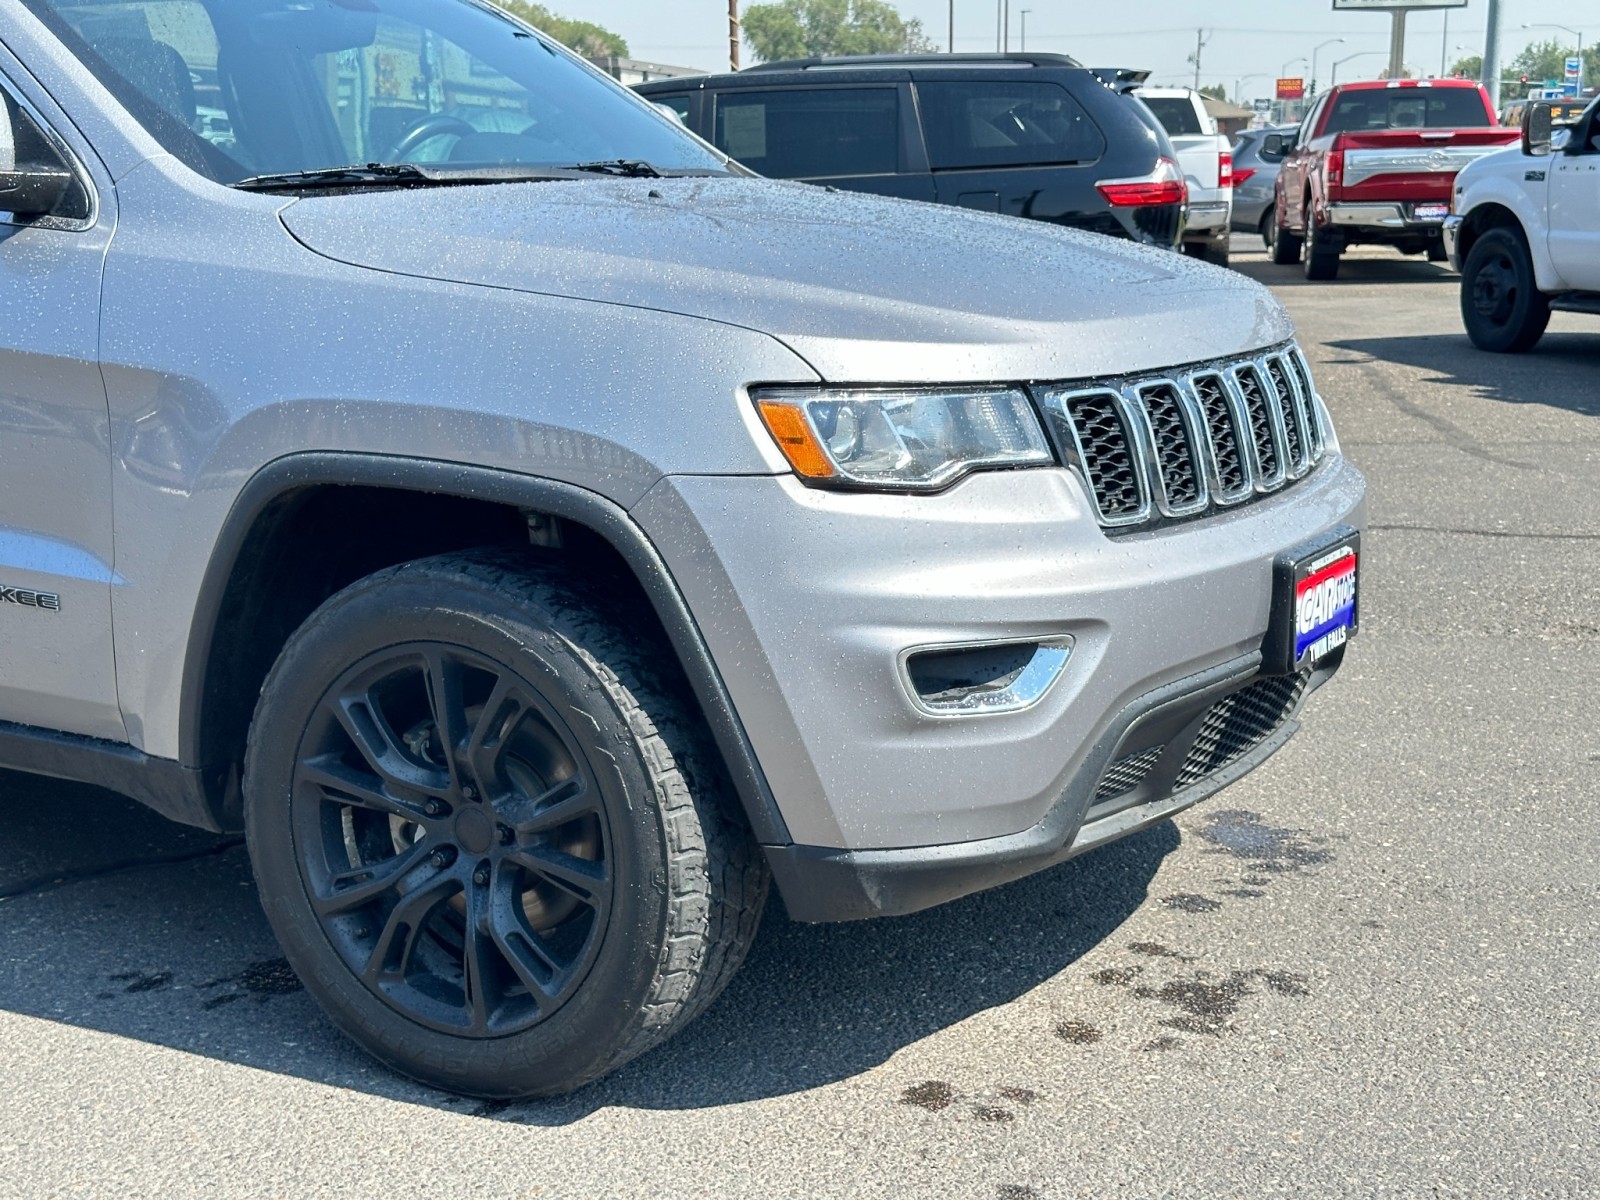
712 88 899 178
1141 96 1204 137
916 81 1104 170
1324 88 1492 133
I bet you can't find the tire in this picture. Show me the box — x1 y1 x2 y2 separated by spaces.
243 548 769 1098
1460 227 1551 353
1186 234 1231 267
1271 205 1302 265
1260 206 1276 251
1303 218 1342 281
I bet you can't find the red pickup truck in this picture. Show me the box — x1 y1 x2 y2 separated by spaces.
1272 79 1519 280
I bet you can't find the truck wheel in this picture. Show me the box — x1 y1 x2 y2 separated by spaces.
1186 234 1231 268
243 548 768 1098
1271 207 1302 265
1460 228 1551 353
1303 223 1342 281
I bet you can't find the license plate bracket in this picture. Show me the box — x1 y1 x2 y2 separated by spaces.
1263 526 1360 676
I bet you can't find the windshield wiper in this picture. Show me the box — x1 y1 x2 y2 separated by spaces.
232 162 587 193
569 159 667 178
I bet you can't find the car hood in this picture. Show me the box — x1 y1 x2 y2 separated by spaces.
281 176 1292 382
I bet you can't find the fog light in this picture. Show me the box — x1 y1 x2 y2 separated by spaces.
900 637 1073 716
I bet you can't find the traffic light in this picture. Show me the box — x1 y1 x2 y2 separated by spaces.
1520 74 1529 84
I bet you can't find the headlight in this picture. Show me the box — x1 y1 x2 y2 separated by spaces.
753 386 1054 491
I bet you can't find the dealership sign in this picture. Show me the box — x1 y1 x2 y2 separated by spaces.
1331 1 1467 9
1277 77 1306 100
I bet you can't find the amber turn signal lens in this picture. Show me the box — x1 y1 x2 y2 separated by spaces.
756 400 837 479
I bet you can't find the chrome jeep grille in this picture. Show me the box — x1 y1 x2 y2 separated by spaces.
1038 344 1327 531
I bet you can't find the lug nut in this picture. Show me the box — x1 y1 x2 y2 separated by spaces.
424 799 447 818
462 785 477 801
429 846 457 870
497 824 514 846
473 865 491 887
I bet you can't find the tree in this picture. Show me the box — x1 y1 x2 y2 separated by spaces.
1449 55 1481 81
494 1 628 59
1506 38 1599 91
1199 83 1228 101
743 0 938 63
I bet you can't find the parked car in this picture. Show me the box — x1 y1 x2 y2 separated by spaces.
1499 96 1593 128
1232 124 1298 247
1445 98 1600 351
638 54 1187 249
0 0 1364 1099
1272 79 1520 279
1132 86 1234 264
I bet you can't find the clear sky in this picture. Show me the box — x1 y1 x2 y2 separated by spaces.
579 0 1589 101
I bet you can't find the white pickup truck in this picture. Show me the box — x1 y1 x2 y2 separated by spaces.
1444 96 1600 351
1136 87 1234 266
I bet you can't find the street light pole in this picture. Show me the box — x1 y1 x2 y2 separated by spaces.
1311 38 1344 97
1523 23 1585 91
948 0 954 53
729 0 739 71
1021 10 1031 52
1331 51 1383 89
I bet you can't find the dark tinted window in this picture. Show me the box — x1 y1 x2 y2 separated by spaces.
1324 88 1491 133
1142 96 1204 137
649 93 692 125
917 81 1104 170
712 88 899 178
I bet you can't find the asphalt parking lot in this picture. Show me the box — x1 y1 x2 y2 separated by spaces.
1 235 1595 1200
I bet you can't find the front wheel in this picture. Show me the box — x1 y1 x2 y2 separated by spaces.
1460 228 1551 353
1260 206 1277 251
244 549 768 1097
1303 219 1342 281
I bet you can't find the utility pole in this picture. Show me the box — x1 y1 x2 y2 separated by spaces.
1004 0 1011 53
1021 10 1031 52
1440 8 1449 77
948 0 954 53
1482 0 1502 108
729 0 740 71
1188 28 1210 91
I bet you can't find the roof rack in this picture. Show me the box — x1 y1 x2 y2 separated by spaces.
741 52 1084 73
1089 67 1151 94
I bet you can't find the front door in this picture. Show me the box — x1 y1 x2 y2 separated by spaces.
1549 106 1600 290
0 67 121 738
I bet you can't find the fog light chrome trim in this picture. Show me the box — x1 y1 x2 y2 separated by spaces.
898 637 1075 718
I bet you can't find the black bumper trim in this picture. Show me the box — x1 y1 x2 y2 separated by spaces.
765 649 1342 922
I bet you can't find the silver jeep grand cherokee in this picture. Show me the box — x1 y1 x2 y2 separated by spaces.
0 0 1364 1097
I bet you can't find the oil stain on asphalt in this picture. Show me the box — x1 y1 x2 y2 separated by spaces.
1196 809 1333 874
900 1080 956 1111
199 957 304 1009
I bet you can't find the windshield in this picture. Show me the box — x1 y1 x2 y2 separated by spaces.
1324 88 1493 134
22 0 729 184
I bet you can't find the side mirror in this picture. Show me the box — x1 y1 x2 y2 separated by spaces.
0 165 72 216
1523 103 1553 157
1262 133 1284 156
0 94 74 219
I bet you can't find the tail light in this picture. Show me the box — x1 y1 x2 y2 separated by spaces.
1327 149 1344 186
1096 157 1187 207
1231 166 1255 188
1219 151 1233 188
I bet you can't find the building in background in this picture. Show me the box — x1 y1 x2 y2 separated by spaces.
590 57 704 85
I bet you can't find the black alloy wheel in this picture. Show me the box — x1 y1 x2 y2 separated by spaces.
1461 227 1551 353
245 550 768 1097
293 642 610 1037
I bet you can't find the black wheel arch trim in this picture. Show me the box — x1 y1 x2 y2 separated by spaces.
179 452 791 844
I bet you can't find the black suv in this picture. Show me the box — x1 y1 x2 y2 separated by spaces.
637 54 1185 248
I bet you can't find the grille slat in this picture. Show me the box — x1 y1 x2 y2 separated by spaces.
1175 674 1309 789
1264 358 1304 472
1042 342 1328 532
1137 383 1205 513
1094 745 1166 801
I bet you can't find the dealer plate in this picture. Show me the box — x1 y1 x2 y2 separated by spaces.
1413 203 1450 222
1264 528 1360 675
